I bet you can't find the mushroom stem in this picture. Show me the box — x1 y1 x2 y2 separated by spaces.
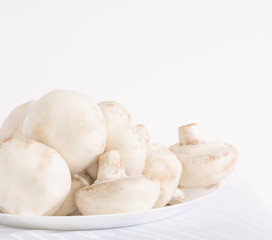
96 150 127 181
73 173 92 186
168 188 186 205
136 124 150 143
178 123 201 145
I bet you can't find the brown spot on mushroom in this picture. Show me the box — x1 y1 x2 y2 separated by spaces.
223 150 230 156
36 156 52 172
41 148 55 159
207 155 218 162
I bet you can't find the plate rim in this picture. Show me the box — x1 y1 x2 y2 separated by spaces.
0 183 221 220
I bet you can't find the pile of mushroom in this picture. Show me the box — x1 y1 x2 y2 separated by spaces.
0 90 238 216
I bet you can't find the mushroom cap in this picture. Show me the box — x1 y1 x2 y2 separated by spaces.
55 173 92 216
75 175 160 215
22 90 107 174
95 101 147 176
0 138 71 216
170 142 238 188
143 143 182 208
0 100 36 144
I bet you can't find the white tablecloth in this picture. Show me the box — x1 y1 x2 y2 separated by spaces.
0 175 271 240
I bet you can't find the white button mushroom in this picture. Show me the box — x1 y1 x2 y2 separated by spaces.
142 143 182 208
0 100 36 144
75 150 160 215
0 138 71 216
169 123 238 188
55 172 92 216
22 90 107 174
87 101 148 178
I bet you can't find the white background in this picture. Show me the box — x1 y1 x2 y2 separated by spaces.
0 1 271 209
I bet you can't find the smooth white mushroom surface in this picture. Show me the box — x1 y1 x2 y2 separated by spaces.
0 138 71 216
22 90 107 174
76 150 160 215
87 101 148 178
143 143 182 208
55 173 92 216
169 123 238 188
0 100 36 144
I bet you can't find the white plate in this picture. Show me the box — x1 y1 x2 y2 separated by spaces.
0 184 220 230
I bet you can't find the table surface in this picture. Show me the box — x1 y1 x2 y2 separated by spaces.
0 175 271 240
